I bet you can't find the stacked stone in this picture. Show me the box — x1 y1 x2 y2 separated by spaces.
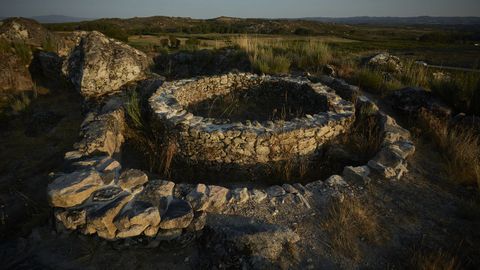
49 74 415 242
149 73 356 166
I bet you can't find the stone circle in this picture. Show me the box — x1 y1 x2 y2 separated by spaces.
48 71 415 242
149 73 356 166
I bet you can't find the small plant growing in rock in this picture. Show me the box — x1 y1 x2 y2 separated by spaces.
12 42 31 65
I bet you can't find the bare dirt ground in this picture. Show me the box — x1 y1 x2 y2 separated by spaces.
0 85 479 269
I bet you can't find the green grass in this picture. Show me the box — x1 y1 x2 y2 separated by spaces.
125 91 143 129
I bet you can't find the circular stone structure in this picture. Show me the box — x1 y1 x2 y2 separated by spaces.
149 73 356 166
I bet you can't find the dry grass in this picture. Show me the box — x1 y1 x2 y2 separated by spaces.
418 109 480 188
124 90 177 175
234 36 332 74
411 250 461 270
343 106 383 161
430 71 480 115
321 196 385 262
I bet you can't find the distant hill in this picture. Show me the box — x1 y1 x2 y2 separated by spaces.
302 16 480 25
31 15 94 23
0 15 93 23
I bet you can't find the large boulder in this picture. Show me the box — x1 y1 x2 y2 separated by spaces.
62 31 149 98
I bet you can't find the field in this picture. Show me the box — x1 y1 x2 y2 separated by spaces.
1 16 480 269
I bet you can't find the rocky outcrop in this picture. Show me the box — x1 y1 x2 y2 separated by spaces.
62 31 149 99
390 87 452 118
0 17 57 48
367 53 403 72
0 51 33 92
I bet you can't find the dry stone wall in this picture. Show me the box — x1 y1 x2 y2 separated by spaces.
48 74 415 242
150 73 356 166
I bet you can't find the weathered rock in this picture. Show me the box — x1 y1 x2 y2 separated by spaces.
368 147 407 179
343 166 371 184
159 198 194 230
74 109 125 157
231 187 249 204
0 17 57 47
204 185 231 212
325 175 348 187
72 156 121 173
117 169 148 192
185 184 209 211
292 183 310 195
250 189 268 203
323 64 336 77
367 53 402 73
84 188 133 239
137 180 175 209
187 211 207 232
282 184 299 194
54 208 87 230
114 201 160 238
266 185 286 197
47 169 104 208
62 31 149 98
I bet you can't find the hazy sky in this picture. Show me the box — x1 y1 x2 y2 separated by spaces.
1 0 479 18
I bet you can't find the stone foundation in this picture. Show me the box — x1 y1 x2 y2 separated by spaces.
48 74 415 242
149 73 355 166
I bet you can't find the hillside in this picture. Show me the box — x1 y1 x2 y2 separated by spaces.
303 16 480 25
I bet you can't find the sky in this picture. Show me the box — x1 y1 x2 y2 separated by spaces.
0 0 479 19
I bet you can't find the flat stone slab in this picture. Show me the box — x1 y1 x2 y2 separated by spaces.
48 169 105 208
159 198 194 230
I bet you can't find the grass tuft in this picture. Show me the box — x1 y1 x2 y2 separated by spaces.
322 196 384 262
235 36 332 75
418 109 480 188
